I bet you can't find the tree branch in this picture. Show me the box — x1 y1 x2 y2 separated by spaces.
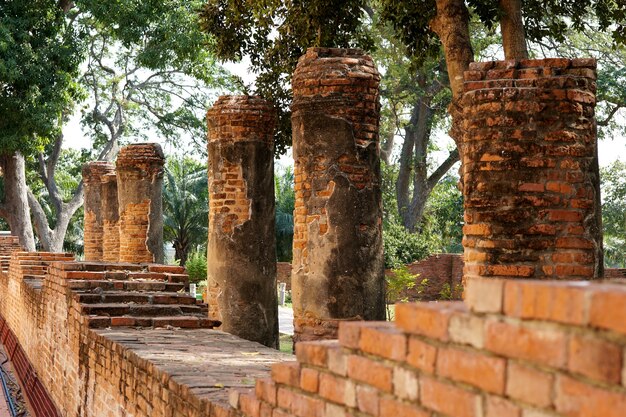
598 104 624 126
427 148 460 191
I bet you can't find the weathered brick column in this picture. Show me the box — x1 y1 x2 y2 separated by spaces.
291 47 385 343
82 162 115 261
206 95 279 348
462 58 603 283
116 143 165 264
101 171 120 262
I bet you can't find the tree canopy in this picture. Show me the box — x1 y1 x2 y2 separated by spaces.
0 0 82 155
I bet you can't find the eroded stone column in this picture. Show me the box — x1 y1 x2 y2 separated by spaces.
462 58 603 284
82 162 115 261
101 172 120 262
206 95 278 348
291 47 385 343
116 143 165 264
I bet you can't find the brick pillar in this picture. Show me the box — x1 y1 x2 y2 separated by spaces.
101 172 120 262
116 143 165 264
82 162 115 261
291 47 385 343
462 58 603 284
206 95 279 348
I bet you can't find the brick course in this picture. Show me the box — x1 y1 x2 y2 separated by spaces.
82 162 115 261
234 277 626 417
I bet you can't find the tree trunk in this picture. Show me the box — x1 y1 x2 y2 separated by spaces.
27 191 82 253
0 153 36 251
499 0 528 60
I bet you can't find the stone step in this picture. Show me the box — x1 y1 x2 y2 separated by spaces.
81 303 201 317
63 270 187 283
75 291 196 305
68 280 185 292
87 315 221 329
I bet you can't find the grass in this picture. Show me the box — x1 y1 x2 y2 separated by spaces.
279 334 294 354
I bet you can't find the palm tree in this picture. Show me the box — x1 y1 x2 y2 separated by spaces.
275 166 294 261
163 157 208 266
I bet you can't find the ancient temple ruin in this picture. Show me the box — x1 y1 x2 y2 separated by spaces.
0 51 625 417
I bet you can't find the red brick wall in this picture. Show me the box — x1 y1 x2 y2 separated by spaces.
390 254 464 301
234 276 626 417
276 262 292 292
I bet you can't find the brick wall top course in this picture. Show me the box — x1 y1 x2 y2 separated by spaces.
206 95 276 145
81 161 115 184
234 276 626 417
115 142 165 171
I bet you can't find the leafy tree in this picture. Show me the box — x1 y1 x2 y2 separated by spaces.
275 166 295 261
601 161 626 267
199 0 373 153
163 157 209 266
18 0 233 252
0 0 82 250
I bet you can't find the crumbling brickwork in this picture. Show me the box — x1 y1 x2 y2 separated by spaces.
101 171 120 262
0 252 286 417
462 58 603 284
82 162 115 261
0 234 21 272
234 276 626 417
206 95 279 348
291 47 385 343
116 143 165 264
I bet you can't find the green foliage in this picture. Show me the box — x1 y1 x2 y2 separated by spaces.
379 0 626 66
0 0 83 155
385 265 428 320
163 157 209 265
439 282 464 301
601 161 626 267
383 222 434 269
199 0 373 153
421 175 464 253
275 166 295 262
185 251 208 284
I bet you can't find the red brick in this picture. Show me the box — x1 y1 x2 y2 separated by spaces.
276 387 295 411
380 398 430 417
296 341 329 367
271 362 300 387
359 322 407 361
406 337 437 374
300 368 319 393
465 277 504 313
506 362 553 408
396 302 464 340
239 394 261 417
255 379 277 405
420 377 480 417
356 385 379 415
485 395 521 417
338 321 361 349
347 355 393 392
485 320 567 368
589 286 626 335
436 347 506 394
555 375 626 417
568 334 622 384
393 366 419 401
291 391 324 417
318 372 355 407
503 280 589 325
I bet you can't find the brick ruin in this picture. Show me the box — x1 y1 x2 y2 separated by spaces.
116 143 165 264
82 162 115 261
206 95 279 348
101 170 120 262
462 58 603 283
81 143 164 264
291 47 385 343
1 50 626 417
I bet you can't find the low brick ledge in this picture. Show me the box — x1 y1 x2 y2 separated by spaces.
233 277 626 417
